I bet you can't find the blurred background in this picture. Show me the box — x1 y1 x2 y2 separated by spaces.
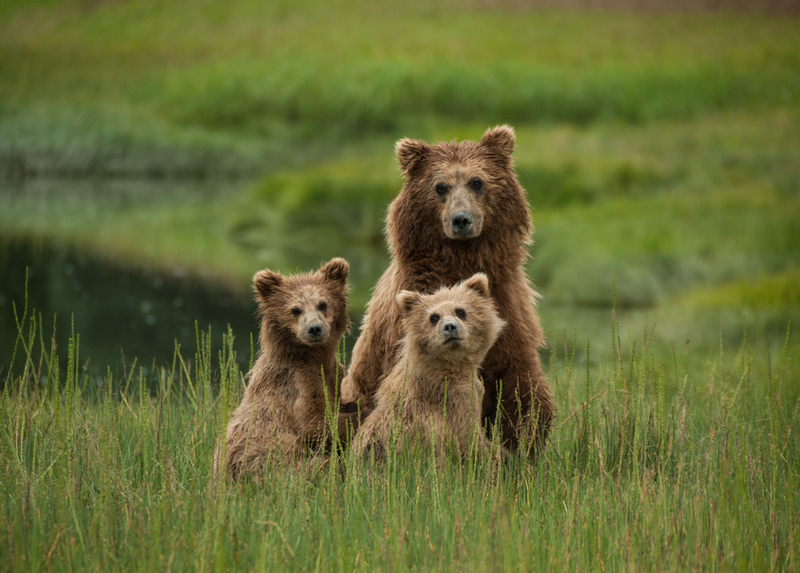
1 0 798 377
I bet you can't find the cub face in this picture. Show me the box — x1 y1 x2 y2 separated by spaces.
396 273 505 364
253 258 350 347
394 125 518 241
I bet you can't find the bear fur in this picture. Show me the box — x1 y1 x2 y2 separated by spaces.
342 125 554 455
352 274 509 460
222 258 358 480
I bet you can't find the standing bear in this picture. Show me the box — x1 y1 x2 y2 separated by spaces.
222 258 358 480
352 273 509 460
342 125 554 455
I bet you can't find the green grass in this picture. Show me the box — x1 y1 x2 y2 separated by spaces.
2 293 798 571
2 5 800 566
2 1 800 174
1 1 798 317
3 109 797 314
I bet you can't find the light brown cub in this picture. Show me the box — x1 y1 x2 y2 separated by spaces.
352 273 508 460
222 258 357 480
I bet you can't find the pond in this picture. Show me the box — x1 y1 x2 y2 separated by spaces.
0 237 264 379
0 234 376 383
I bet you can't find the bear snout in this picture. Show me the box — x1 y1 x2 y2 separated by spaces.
442 321 462 343
450 211 473 236
297 312 330 344
307 323 324 341
442 321 458 335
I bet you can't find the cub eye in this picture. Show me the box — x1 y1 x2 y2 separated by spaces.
455 308 467 320
469 177 483 192
291 307 302 317
317 302 327 312
435 183 449 196
429 313 440 325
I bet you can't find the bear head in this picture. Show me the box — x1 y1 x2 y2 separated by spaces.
253 258 350 349
395 273 506 367
389 125 531 255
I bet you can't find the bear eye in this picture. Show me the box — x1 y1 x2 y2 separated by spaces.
429 313 440 325
291 307 302 317
469 177 483 192
317 302 327 312
435 182 449 196
455 308 467 320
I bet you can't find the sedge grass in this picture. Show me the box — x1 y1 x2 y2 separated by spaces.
2 285 798 571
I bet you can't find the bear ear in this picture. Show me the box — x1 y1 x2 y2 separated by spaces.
320 257 349 286
253 269 283 301
480 125 515 156
396 290 423 314
395 138 430 177
463 273 491 299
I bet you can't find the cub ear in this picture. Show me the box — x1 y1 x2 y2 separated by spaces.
395 138 431 177
320 257 349 286
462 273 491 299
480 125 515 156
396 290 423 314
254 269 283 301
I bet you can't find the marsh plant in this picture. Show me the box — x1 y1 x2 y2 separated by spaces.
2 282 798 572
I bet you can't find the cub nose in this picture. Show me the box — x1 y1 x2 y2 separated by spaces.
307 324 323 340
442 321 458 336
450 212 473 235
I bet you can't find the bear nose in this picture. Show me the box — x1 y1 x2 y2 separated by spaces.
450 212 473 235
442 321 458 336
307 324 323 340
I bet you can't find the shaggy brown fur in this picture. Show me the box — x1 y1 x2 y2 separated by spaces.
342 125 554 455
352 274 508 459
222 258 358 480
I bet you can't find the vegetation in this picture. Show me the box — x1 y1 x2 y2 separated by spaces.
2 0 800 175
2 293 798 571
1 1 799 569
2 1 798 308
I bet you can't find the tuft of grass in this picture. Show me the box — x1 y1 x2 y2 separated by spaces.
2 285 799 571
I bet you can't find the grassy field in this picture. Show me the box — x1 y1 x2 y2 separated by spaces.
2 1 799 307
2 0 800 175
2 295 798 571
2 0 800 570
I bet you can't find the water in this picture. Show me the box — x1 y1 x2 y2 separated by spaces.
0 237 259 378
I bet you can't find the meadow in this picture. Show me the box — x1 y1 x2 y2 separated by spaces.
1 0 800 570
3 290 798 571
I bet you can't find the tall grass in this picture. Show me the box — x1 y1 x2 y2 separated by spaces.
3 290 798 571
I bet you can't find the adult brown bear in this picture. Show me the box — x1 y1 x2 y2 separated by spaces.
342 125 554 456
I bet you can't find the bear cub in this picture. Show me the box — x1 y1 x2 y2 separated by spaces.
222 258 358 480
352 273 508 460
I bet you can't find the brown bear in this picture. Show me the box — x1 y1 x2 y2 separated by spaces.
351 274 509 460
222 258 358 480
342 125 554 456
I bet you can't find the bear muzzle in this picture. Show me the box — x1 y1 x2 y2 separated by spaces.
297 313 329 345
442 321 463 345
307 323 324 341
450 212 473 237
